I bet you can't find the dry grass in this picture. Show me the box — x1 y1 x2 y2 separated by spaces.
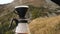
29 16 60 34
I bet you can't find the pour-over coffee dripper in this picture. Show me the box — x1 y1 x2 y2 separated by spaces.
9 5 30 34
15 6 29 19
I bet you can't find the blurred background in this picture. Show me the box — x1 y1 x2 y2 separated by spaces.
0 0 60 34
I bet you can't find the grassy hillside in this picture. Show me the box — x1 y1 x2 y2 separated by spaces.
0 0 60 34
29 15 60 34
0 5 60 34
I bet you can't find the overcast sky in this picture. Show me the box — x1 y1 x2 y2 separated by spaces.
0 0 14 4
